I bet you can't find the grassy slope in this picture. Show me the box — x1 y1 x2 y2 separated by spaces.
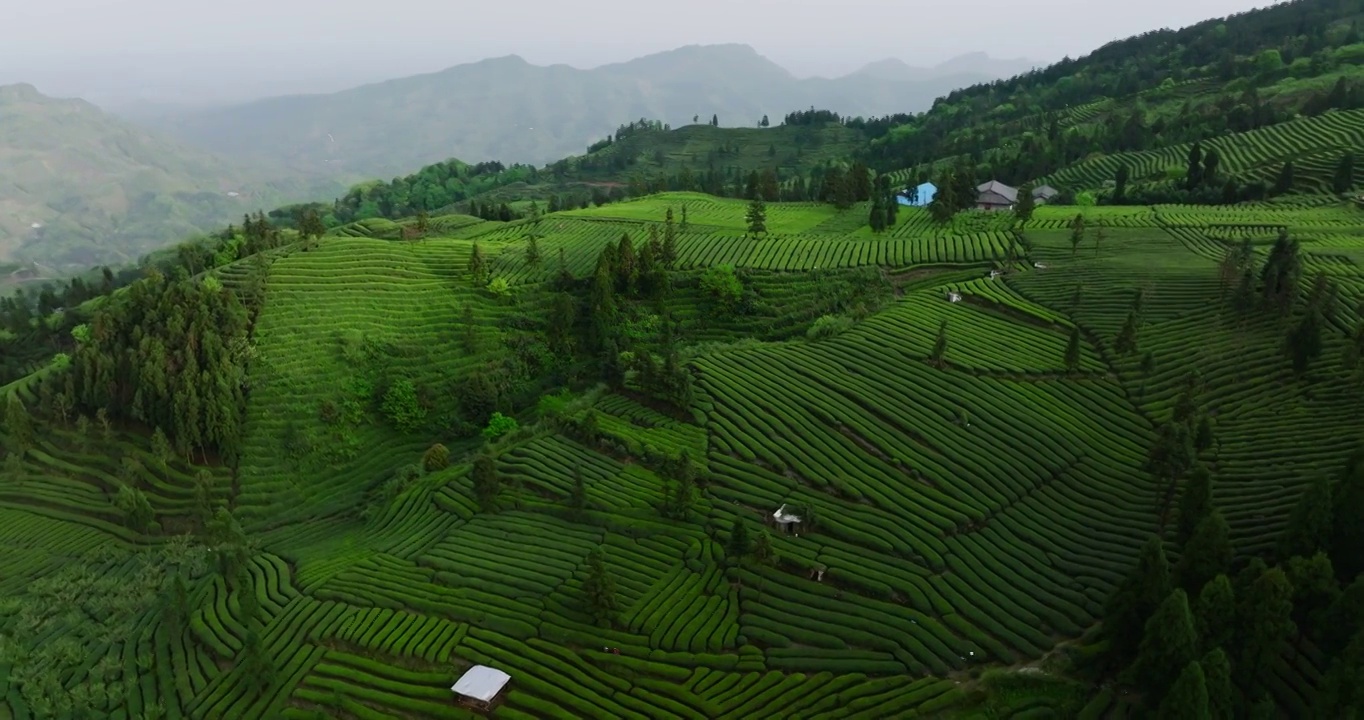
3 191 1362 717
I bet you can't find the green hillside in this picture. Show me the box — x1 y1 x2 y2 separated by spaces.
0 83 345 281
3 0 1364 717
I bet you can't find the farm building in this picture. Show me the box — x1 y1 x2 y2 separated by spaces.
976 181 1018 211
451 665 511 710
1031 185 1059 203
897 182 938 207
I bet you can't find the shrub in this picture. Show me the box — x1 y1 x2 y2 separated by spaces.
700 265 743 313
422 443 450 472
807 314 853 340
487 277 511 298
381 377 426 432
482 412 519 440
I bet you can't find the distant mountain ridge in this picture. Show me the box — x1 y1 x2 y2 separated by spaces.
0 83 338 274
145 44 1032 180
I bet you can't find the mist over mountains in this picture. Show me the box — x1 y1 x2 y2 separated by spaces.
1 44 1033 274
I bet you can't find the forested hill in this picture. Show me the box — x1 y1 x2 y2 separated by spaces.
861 0 1364 192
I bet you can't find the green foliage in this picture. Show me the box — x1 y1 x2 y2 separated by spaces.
380 377 426 433
482 411 519 440
1106 536 1172 659
114 483 155 533
806 314 854 340
422 443 450 472
699 264 744 314
1158 660 1211 719
1176 511 1232 594
1279 474 1334 560
582 546 619 626
1134 589 1199 699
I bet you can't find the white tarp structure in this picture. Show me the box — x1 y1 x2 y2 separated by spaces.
773 504 801 525
451 665 511 705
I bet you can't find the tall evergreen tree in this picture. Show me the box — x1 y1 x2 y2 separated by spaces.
1014 183 1036 224
472 452 501 510
1202 149 1221 187
661 207 679 268
1278 474 1333 560
727 519 751 562
582 546 619 626
1272 160 1295 195
1064 326 1083 373
930 320 949 368
1158 660 1211 720
1177 465 1213 545
1114 163 1130 203
1177 511 1233 594
1202 648 1234 720
1237 567 1296 691
1187 141 1205 189
1285 307 1324 375
1195 575 1236 656
1135 589 1199 697
745 198 768 239
1105 536 1173 659
1115 310 1140 356
1070 214 1086 256
1333 152 1356 194
468 242 487 286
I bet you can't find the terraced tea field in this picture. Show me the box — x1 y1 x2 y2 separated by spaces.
2 192 1364 718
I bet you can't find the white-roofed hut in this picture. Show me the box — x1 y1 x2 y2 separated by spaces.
451 665 511 710
772 504 802 534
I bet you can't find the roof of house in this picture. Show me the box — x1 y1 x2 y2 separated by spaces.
976 181 1018 203
774 503 801 524
451 666 511 702
1031 185 1059 199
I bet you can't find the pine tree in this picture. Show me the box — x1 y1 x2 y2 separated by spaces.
3 396 32 452
526 235 541 266
1177 465 1213 545
753 528 777 566
1114 311 1140 356
1064 326 1083 373
1333 152 1355 194
727 519 751 562
115 483 155 532
472 452 500 510
1273 160 1296 195
662 208 679 268
1187 141 1205 189
1285 307 1324 375
1158 660 1211 720
930 320 949 368
1114 163 1130 203
1278 474 1333 560
1202 149 1220 187
1202 648 1234 720
1237 567 1296 690
1105 535 1173 658
868 194 887 233
468 242 487 286
1329 453 1364 580
1070 214 1086 255
582 546 619 626
1195 575 1236 655
1177 511 1233 593
1134 589 1199 697
1014 183 1036 224
745 198 767 238
569 466 587 516
151 426 172 475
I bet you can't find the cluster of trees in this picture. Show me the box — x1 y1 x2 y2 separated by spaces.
1105 395 1364 716
866 175 901 233
1218 230 1351 377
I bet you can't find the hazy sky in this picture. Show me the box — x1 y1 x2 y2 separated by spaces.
3 0 1277 105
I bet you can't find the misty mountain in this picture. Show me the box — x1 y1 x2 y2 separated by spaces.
0 83 338 273
147 45 1025 180
848 52 1040 82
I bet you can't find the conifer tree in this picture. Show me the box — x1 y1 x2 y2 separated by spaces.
1114 163 1130 203
727 519 751 562
1114 311 1140 356
662 208 678 267
525 234 541 266
569 466 587 517
1278 474 1333 560
1158 660 1211 720
3 396 32 452
1273 160 1295 195
1134 589 1199 697
1177 465 1213 545
472 452 500 510
1202 648 1234 720
930 320 949 368
1177 511 1232 593
1195 575 1236 656
1070 214 1086 255
1333 152 1355 194
582 546 619 626
1285 307 1324 375
1105 535 1173 658
745 198 768 239
1064 326 1083 373
753 528 777 566
468 242 487 286
1237 567 1296 690
1014 184 1036 225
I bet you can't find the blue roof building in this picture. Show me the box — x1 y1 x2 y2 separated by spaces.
897 182 937 207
